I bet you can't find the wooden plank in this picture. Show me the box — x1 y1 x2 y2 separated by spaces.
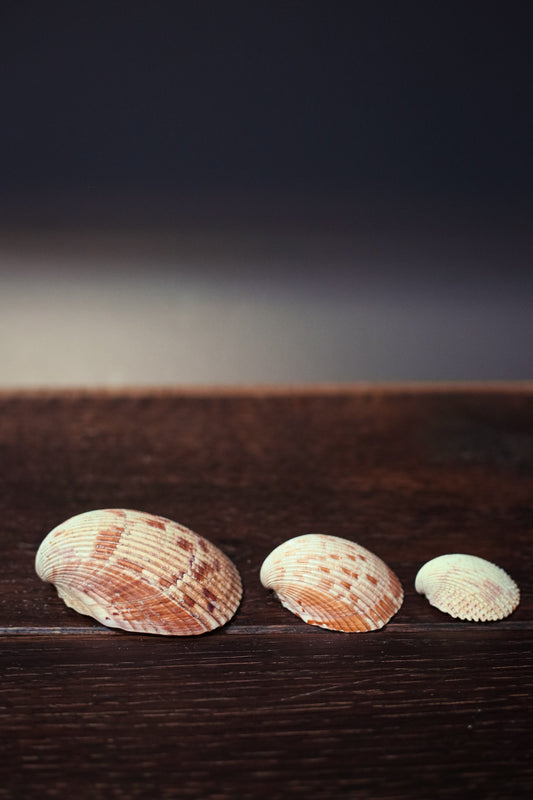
0 389 532 798
1 390 532 631
1 632 531 800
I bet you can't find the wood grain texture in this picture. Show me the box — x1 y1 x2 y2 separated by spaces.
1 388 532 799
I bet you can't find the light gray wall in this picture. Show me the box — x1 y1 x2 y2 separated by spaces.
1 204 531 386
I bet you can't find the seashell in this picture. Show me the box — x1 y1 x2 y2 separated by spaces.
35 509 242 635
415 554 520 622
260 533 403 632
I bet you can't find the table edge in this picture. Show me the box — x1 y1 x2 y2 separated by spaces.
0 381 532 398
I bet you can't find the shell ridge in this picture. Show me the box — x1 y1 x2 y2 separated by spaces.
415 553 519 622
36 509 243 635
260 533 403 632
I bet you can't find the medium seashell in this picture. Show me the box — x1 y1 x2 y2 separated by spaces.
35 509 242 635
260 534 403 632
415 554 520 622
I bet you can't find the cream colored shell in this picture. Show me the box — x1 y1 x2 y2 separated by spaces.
415 553 519 622
260 533 403 632
35 509 242 635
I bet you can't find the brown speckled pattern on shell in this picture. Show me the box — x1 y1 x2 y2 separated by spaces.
35 509 242 635
260 534 403 632
415 553 520 622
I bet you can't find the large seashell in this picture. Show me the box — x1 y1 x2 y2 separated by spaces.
415 554 520 622
35 509 242 635
260 534 403 632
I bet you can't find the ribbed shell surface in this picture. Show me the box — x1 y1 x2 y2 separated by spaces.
260 534 403 632
415 553 519 622
35 509 242 635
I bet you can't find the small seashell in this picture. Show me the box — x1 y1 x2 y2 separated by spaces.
415 554 520 622
260 533 403 632
35 509 242 635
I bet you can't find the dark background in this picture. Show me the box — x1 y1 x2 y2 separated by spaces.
0 1 531 385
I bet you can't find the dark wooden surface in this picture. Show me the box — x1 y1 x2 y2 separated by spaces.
1 387 532 799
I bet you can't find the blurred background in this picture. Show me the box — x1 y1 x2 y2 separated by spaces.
1 1 531 387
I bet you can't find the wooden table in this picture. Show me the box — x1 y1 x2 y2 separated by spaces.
1 386 532 799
